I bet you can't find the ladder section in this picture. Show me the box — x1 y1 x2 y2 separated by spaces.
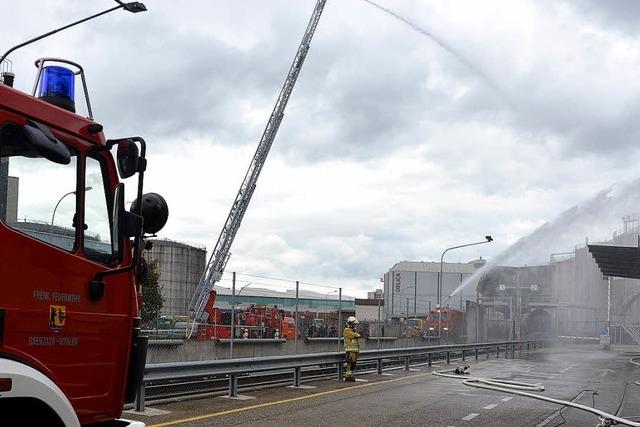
189 0 327 321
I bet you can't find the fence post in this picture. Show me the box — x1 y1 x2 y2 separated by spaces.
229 374 238 397
377 359 382 374
338 359 344 381
496 346 500 358
293 367 301 387
475 348 479 360
446 351 450 364
428 353 432 367
134 382 145 412
338 288 342 352
230 272 236 359
295 281 299 355
462 349 466 362
405 356 410 370
377 295 381 351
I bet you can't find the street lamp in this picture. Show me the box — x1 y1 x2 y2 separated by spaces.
0 1 147 71
50 186 92 234
437 235 493 338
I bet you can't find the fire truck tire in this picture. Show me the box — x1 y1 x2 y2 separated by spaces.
0 358 80 427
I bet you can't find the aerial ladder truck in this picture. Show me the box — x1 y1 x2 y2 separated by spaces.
188 0 327 335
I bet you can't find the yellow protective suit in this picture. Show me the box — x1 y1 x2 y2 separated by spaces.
343 326 361 381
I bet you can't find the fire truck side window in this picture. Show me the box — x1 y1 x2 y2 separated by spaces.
0 124 78 251
84 156 114 263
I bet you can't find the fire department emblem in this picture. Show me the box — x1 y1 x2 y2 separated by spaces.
49 305 66 330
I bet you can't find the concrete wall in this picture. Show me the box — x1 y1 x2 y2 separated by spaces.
146 337 432 363
356 303 382 321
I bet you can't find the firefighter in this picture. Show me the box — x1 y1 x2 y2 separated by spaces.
274 329 281 339
343 316 361 382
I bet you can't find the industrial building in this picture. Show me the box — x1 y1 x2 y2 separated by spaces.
382 259 486 319
146 239 207 316
475 216 640 343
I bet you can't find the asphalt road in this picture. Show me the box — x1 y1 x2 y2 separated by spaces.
127 344 640 427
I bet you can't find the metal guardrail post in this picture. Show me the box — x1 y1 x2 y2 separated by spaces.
338 360 344 381
134 382 145 412
446 351 450 364
475 348 479 360
229 374 238 397
405 356 410 370
462 349 465 361
377 359 382 374
496 346 500 358
293 367 301 387
428 353 432 366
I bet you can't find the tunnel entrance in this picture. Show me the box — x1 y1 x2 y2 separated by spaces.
524 308 553 339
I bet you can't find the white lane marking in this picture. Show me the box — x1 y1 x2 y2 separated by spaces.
483 404 498 410
462 413 480 421
501 397 513 402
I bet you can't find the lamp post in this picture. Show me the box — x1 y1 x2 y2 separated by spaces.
0 1 147 71
438 236 493 338
50 186 92 234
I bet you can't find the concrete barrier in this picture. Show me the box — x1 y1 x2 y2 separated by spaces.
146 336 445 363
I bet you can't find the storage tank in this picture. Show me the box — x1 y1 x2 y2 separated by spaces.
145 239 206 316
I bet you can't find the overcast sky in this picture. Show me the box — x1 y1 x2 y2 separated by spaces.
4 0 640 296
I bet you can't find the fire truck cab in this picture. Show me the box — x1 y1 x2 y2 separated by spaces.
0 59 168 425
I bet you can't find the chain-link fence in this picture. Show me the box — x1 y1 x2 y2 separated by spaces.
139 270 519 364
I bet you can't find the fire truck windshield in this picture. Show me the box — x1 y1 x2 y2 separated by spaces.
0 123 115 263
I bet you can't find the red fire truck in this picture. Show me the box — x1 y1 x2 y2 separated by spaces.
0 56 168 425
425 308 464 337
198 289 297 340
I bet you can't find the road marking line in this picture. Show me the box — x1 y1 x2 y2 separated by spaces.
501 397 513 402
462 413 479 421
483 404 498 410
148 371 434 427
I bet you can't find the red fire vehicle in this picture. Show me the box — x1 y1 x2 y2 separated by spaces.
199 289 297 340
0 57 168 425
425 308 464 337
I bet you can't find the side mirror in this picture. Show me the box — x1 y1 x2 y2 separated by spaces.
112 183 143 251
21 121 71 165
116 139 140 179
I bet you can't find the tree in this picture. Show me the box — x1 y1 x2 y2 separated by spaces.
141 258 164 325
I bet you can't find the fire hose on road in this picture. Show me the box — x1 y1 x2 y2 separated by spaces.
433 366 640 427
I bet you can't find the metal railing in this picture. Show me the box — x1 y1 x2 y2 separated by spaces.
135 339 547 411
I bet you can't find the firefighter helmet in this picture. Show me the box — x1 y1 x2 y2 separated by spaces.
347 316 359 325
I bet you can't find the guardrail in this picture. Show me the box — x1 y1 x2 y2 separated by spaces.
135 339 547 411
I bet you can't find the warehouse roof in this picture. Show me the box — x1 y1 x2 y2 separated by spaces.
387 260 479 274
215 286 355 301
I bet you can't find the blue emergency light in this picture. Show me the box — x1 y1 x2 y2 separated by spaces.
37 65 76 112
